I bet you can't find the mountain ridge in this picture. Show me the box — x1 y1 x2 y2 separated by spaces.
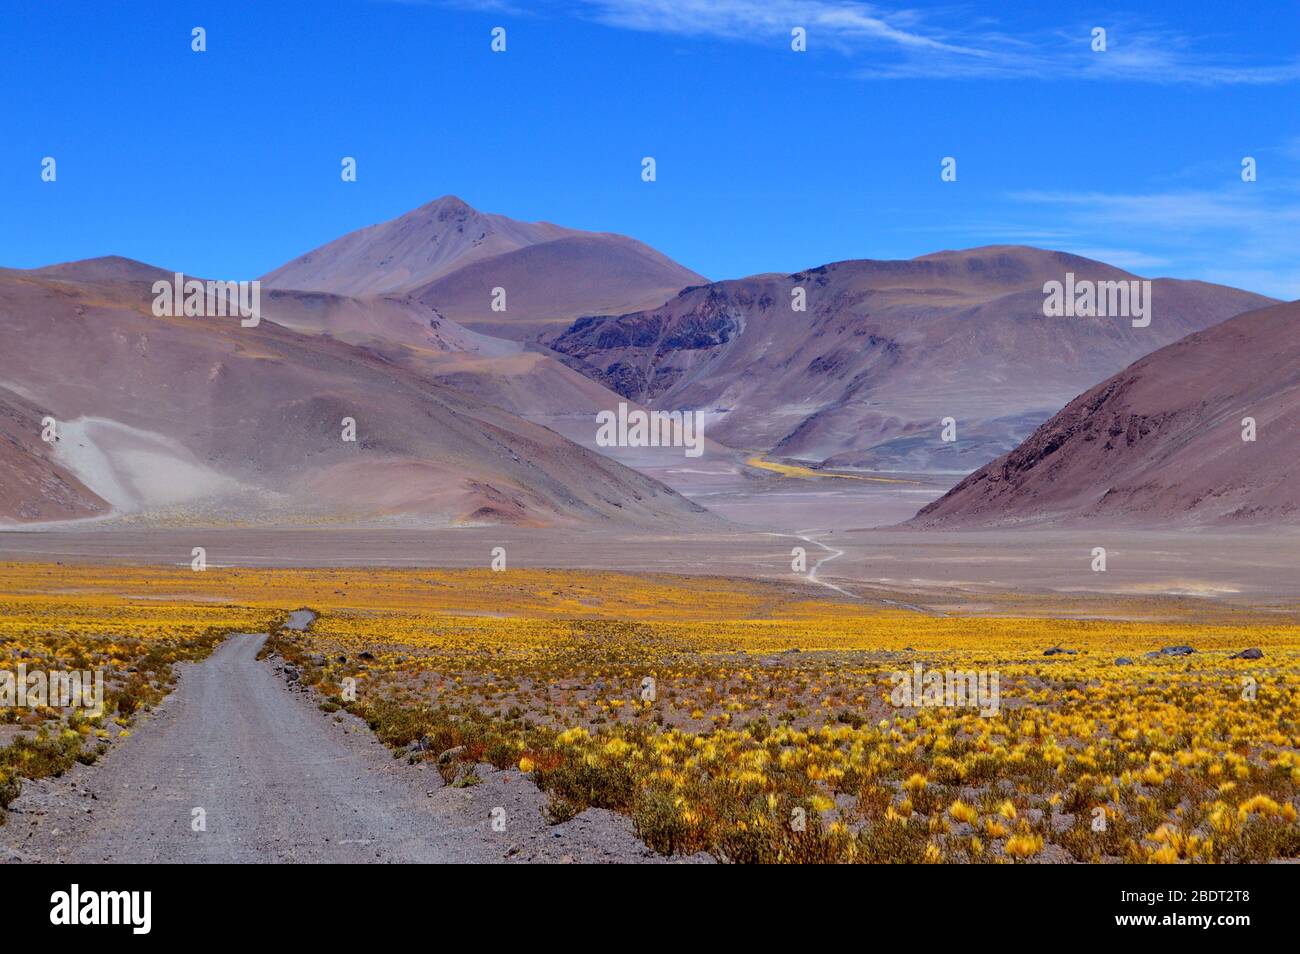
548 246 1275 471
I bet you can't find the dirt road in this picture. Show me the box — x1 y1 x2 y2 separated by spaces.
20 632 481 862
2 618 678 864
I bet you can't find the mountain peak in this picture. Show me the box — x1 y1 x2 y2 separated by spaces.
29 255 175 285
424 193 471 209
410 194 477 220
261 197 703 322
907 245 1137 280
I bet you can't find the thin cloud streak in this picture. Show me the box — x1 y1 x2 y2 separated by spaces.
1008 185 1300 298
505 1 1300 86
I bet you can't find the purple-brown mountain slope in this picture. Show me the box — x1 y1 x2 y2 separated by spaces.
909 300 1300 528
0 259 711 528
549 247 1274 472
261 287 517 357
407 233 707 341
258 287 635 426
0 384 109 522
262 196 704 341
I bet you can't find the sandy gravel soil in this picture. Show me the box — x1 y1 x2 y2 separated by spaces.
4 526 1296 604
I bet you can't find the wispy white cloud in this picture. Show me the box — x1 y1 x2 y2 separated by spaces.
1008 184 1300 297
1008 187 1300 231
578 0 987 56
482 1 1300 86
1278 136 1300 160
1198 268 1300 300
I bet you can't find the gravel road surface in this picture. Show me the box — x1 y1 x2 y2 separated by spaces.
2 622 682 863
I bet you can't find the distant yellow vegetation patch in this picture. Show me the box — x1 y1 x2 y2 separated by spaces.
745 455 914 483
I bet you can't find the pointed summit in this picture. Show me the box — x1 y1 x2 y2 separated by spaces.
419 194 472 214
262 196 704 339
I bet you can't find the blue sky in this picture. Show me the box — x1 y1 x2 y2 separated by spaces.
4 0 1298 296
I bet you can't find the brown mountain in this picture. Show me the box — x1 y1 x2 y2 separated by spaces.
257 287 648 435
259 288 515 357
548 247 1274 471
0 260 711 528
262 196 704 341
909 300 1300 528
407 233 707 341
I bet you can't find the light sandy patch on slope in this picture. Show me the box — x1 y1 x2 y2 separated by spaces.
51 417 244 512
